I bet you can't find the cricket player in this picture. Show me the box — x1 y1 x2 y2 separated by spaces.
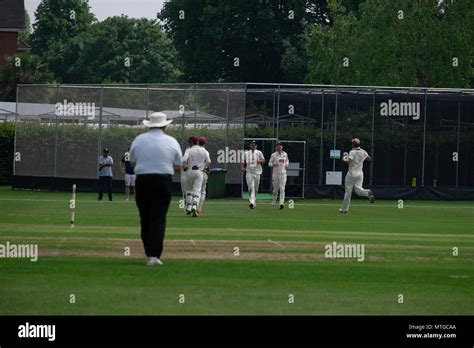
180 136 196 211
340 138 375 213
241 140 265 209
268 142 289 209
120 148 136 201
197 136 211 216
183 136 211 217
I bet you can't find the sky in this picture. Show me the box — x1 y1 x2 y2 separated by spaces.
25 0 166 25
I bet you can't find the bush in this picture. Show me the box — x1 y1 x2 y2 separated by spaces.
0 122 15 184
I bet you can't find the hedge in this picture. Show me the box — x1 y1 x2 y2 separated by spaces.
0 122 14 185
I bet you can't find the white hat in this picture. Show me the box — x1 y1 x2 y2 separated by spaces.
142 112 173 128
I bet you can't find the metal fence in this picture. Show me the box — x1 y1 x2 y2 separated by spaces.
14 84 246 185
245 84 474 189
13 83 474 194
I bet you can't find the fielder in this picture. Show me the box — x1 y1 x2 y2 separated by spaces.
268 142 289 209
241 140 265 209
182 136 211 217
340 138 375 213
180 136 196 211
197 136 211 216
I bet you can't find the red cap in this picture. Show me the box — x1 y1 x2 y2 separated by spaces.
198 136 207 145
188 136 198 145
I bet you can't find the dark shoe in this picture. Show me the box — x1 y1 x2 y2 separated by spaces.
279 204 284 210
368 190 375 203
249 203 255 209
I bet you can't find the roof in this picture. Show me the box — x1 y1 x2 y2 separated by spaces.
0 0 25 30
160 110 225 122
17 38 30 51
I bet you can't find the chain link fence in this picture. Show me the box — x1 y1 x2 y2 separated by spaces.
13 83 474 197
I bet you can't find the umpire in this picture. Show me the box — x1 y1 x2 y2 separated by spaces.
130 112 183 266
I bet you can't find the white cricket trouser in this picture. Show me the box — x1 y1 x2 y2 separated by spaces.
341 173 370 212
198 172 208 211
124 174 136 187
180 171 187 210
246 172 261 205
185 169 203 208
272 173 287 205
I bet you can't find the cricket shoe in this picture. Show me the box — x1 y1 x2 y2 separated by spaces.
280 204 284 210
271 200 276 206
186 206 192 215
191 205 198 217
249 203 255 209
146 257 162 266
368 190 375 203
339 209 348 214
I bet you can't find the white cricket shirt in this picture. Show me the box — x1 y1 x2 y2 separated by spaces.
182 145 211 170
348 147 369 176
268 151 289 175
243 150 265 175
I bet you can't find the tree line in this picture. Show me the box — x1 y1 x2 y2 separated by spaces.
0 0 473 101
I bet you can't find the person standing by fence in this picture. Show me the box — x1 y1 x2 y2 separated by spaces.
98 148 113 201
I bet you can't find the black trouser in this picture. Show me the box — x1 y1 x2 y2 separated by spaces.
98 176 113 201
135 174 172 258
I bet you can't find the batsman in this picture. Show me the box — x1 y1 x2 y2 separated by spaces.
268 141 289 209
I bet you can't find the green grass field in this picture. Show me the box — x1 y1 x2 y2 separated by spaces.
0 186 472 315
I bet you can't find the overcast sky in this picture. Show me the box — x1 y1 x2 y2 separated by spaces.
25 0 166 25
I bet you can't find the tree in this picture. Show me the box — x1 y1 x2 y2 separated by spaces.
30 0 96 80
0 53 54 101
306 0 474 88
61 16 182 84
19 11 31 43
158 0 330 83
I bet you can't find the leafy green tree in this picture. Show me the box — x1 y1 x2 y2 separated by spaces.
60 16 182 83
30 0 96 80
158 0 330 83
306 0 474 88
0 53 54 101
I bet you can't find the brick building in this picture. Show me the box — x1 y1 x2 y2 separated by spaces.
0 0 30 66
